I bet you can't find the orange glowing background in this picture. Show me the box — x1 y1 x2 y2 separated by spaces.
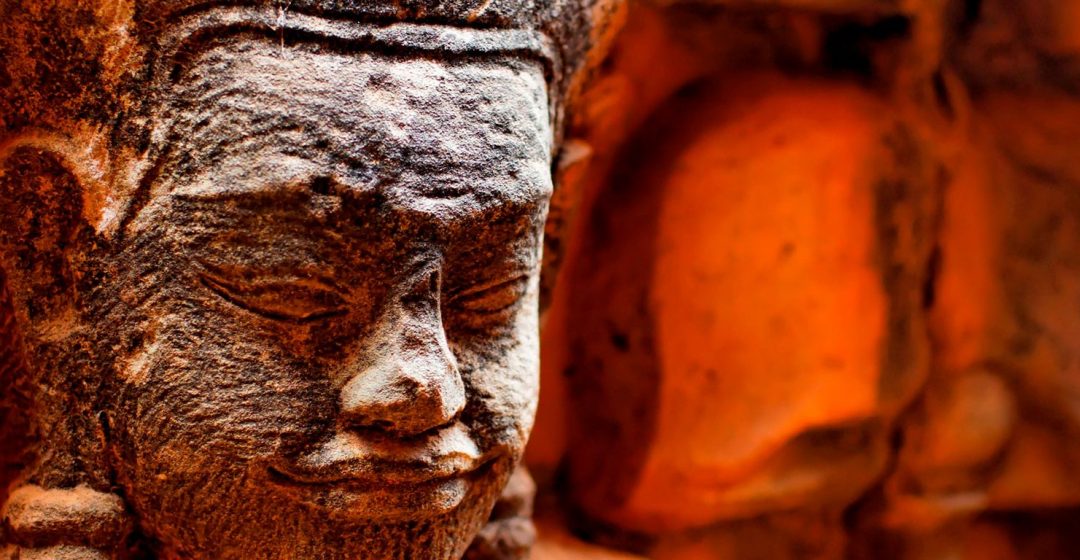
526 1 1080 558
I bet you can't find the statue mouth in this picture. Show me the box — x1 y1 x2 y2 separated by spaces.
266 423 491 490
263 424 498 519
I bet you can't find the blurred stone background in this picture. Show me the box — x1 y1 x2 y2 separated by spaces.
529 0 1080 558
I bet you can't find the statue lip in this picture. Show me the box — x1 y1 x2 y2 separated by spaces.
267 423 489 489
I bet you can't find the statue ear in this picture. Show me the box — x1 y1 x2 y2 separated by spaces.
541 138 593 313
0 132 110 328
0 132 121 494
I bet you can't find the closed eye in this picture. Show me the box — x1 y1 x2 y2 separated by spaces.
198 263 348 323
446 274 530 329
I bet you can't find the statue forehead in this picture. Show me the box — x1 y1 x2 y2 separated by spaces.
143 38 553 222
149 8 558 158
143 5 563 129
78 2 585 237
170 39 550 129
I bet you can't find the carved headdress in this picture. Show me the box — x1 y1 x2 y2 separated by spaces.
138 0 617 80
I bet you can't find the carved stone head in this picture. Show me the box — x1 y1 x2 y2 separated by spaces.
0 2 619 557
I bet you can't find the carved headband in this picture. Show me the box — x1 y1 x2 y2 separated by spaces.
154 6 563 85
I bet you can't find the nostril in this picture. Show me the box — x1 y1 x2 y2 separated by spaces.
309 175 333 195
337 412 397 434
368 419 397 433
342 399 458 438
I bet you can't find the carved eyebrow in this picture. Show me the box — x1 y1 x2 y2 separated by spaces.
198 260 347 287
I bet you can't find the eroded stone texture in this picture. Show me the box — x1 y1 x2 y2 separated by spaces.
464 467 538 560
0 1 621 558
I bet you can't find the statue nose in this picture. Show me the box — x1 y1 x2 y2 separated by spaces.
339 306 465 437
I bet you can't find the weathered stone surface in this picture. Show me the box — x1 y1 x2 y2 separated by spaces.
2 486 129 551
464 466 538 560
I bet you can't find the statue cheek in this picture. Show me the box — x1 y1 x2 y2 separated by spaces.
463 337 541 445
120 331 333 462
508 347 542 438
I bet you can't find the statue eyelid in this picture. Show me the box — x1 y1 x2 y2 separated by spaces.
446 273 530 315
196 263 350 323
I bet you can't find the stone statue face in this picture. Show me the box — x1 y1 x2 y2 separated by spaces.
98 38 550 558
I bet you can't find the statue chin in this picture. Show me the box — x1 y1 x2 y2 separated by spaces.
133 462 536 559
120 451 515 560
